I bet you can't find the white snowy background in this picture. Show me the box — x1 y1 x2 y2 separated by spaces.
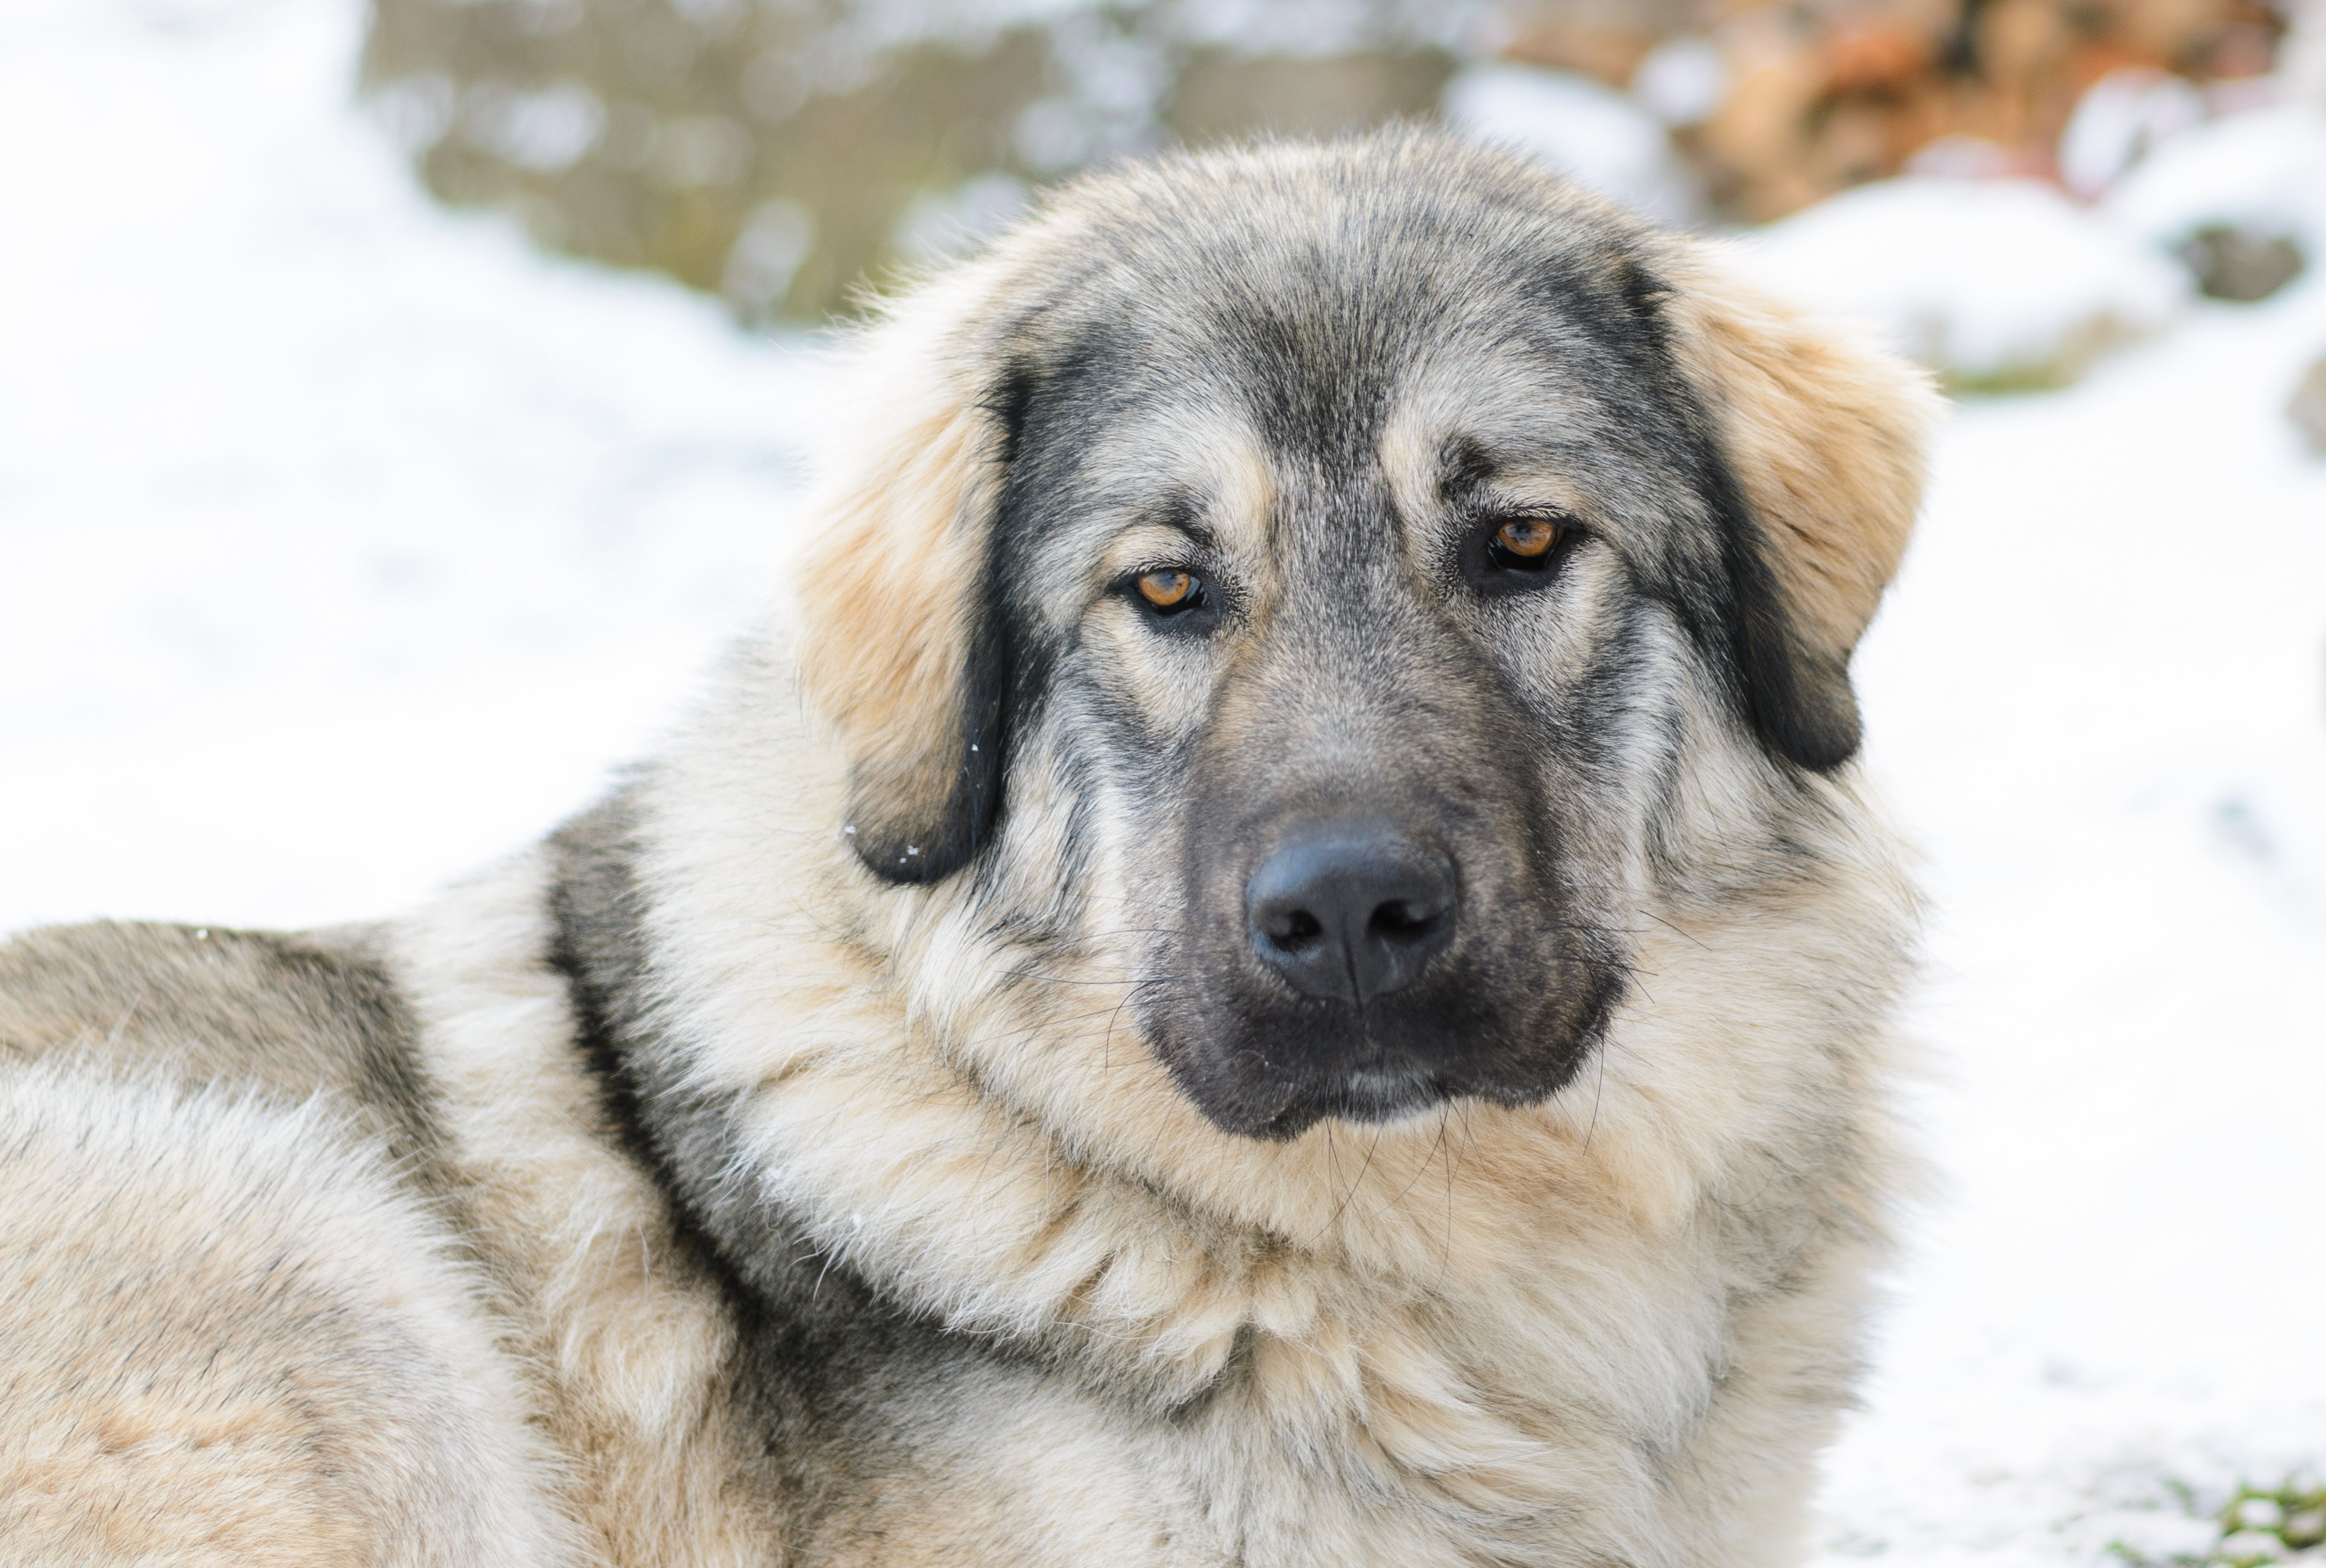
3 1 2322 1562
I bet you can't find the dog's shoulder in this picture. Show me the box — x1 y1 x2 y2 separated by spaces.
0 918 440 1158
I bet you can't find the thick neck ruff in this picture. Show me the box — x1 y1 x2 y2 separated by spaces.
557 684 1908 1451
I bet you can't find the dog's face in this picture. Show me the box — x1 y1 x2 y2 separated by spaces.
797 135 1931 1140
987 300 1673 1138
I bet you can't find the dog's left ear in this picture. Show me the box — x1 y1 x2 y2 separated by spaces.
1660 252 1941 771
792 287 1020 885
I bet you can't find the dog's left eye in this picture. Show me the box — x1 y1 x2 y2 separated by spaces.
1463 512 1579 594
1137 569 1199 609
1130 568 1213 624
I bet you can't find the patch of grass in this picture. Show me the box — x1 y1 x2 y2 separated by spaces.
2113 1480 2326 1566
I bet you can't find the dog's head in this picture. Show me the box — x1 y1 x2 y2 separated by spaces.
794 134 1933 1141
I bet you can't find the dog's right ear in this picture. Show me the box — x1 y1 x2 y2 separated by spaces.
792 294 1022 885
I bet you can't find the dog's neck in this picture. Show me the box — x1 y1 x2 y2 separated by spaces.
489 663 1910 1564
546 721 1898 1427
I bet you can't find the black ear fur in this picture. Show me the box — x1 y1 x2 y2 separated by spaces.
847 611 1009 885
1716 487 1865 773
1604 259 1860 775
1617 255 1898 777
842 364 1035 886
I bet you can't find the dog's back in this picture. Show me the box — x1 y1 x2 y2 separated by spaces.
0 922 432 1148
0 926 573 1568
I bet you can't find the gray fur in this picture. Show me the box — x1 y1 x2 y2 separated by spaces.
0 920 442 1165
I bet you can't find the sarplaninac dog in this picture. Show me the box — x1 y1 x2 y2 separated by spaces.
0 130 1935 1567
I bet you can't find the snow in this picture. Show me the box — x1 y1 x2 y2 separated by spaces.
3 1 2323 1562
1744 176 2190 386
1444 62 1706 227
1822 272 2326 1563
2057 67 2206 201
0 0 819 930
2104 103 2326 253
1629 34 1730 130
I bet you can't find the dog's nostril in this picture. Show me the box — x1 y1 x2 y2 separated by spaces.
1368 899 1439 940
1266 909 1324 946
1244 821 1457 1004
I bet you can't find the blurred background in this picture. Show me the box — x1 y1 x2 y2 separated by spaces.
360 0 2317 336
3 0 2325 1565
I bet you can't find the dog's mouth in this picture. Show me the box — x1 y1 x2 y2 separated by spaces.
1141 973 1615 1142
1253 1059 1447 1136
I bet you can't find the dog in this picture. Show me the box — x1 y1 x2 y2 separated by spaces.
0 129 1934 1567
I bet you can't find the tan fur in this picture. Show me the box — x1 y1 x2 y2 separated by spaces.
794 403 995 838
386 852 777 1568
637 679 1914 1565
788 265 1029 860
0 1067 577 1567
0 922 428 1157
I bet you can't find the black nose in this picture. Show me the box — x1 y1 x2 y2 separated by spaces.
1246 821 1457 1004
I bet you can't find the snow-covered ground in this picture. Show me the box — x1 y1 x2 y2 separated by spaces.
1828 270 2326 1567
3 1 2322 1561
0 0 818 930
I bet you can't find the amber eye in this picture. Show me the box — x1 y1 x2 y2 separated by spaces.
1465 511 1577 593
1477 514 1573 581
1135 569 1200 611
1494 518 1560 559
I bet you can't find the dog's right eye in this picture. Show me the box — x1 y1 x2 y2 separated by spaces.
1137 569 1199 610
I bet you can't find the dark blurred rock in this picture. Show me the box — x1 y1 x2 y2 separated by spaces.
2291 352 2326 454
2177 224 2307 302
363 0 1054 320
361 0 1472 323
1166 51 1452 146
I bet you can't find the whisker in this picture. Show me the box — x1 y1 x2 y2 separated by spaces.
1322 1124 1385 1241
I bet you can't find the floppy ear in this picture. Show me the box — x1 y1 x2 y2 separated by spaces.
792 291 1019 885
1660 252 1941 771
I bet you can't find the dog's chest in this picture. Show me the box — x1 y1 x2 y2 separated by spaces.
816 1278 1710 1568
1164 1338 1671 1567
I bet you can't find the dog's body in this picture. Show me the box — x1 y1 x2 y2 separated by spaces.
0 134 1933 1567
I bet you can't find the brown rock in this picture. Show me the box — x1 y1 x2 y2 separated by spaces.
2290 352 2326 454
2179 225 2306 302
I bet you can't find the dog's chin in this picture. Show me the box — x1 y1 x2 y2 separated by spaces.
1235 1064 1447 1141
1144 916 1632 1140
1154 1022 1599 1142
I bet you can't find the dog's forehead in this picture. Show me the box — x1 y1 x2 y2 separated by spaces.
1001 173 1678 511
1057 233 1623 435
1014 301 1665 563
